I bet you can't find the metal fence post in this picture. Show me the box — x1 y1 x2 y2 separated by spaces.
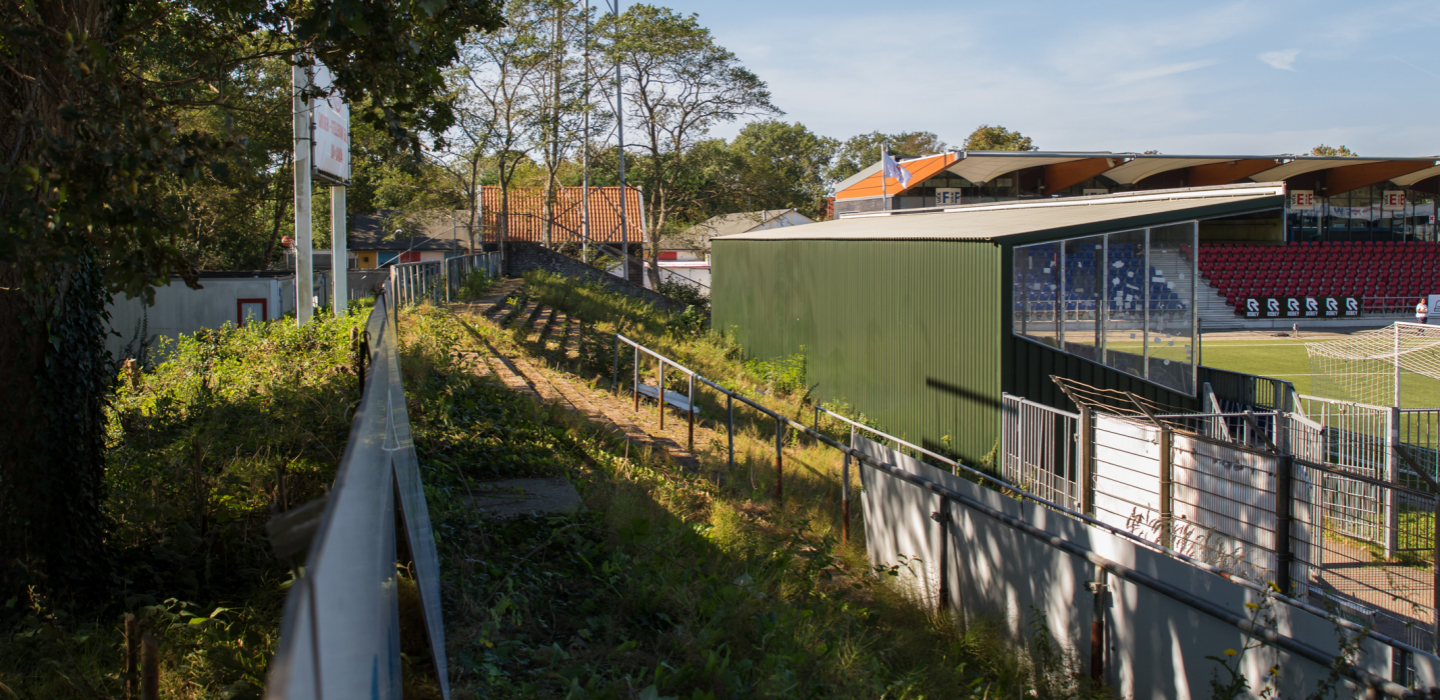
931 501 951 611
843 424 853 543
1159 426 1173 550
1275 453 1294 595
658 361 666 431
633 347 640 412
727 394 735 471
1433 494 1439 654
611 335 621 391
687 373 694 452
1089 567 1108 684
1080 406 1094 517
1387 405 1401 559
775 417 783 502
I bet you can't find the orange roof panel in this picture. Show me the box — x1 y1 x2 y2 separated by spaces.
836 153 957 200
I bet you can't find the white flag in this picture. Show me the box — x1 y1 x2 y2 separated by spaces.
881 150 913 189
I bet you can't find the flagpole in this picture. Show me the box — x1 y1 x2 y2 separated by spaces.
882 144 889 211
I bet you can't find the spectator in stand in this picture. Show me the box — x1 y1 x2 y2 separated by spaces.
1417 297 1430 325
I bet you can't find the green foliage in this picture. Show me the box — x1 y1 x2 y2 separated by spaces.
724 120 839 220
963 124 1036 152
826 131 948 184
656 280 710 311
1310 144 1358 157
458 269 495 301
1 308 368 697
744 349 807 397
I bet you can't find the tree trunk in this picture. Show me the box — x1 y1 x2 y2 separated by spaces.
0 0 114 600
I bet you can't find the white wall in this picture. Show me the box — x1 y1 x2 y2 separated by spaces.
857 435 1437 698
107 276 289 360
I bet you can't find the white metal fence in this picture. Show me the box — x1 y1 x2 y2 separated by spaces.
264 290 450 700
390 252 501 309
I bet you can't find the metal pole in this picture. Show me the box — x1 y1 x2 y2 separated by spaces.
775 417 783 501
611 334 620 390
1080 406 1094 516
727 393 734 471
1397 322 1403 408
1275 454 1294 595
1090 567 1108 683
658 360 665 430
609 0 628 280
633 346 639 412
332 185 348 316
931 502 951 611
687 373 694 452
292 62 314 326
581 0 591 263
843 425 853 542
1159 426 1173 549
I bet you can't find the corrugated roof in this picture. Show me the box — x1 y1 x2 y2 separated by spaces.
717 185 1284 244
480 186 644 244
669 209 808 248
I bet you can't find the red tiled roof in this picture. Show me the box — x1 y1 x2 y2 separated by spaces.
480 186 645 244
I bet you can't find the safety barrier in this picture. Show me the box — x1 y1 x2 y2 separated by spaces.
610 334 1437 696
263 290 450 700
390 252 501 309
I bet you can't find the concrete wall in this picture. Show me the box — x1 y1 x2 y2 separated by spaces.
857 434 1439 698
504 241 683 311
107 276 292 360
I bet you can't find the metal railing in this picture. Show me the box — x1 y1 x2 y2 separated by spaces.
608 334 1432 696
264 288 450 699
1001 394 1081 510
390 252 501 309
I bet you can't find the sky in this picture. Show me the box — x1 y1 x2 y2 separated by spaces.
638 0 1440 156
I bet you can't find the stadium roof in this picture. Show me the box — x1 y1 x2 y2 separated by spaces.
835 151 1440 199
720 183 1284 245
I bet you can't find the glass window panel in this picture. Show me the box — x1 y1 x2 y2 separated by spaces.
1013 242 1061 349
1102 229 1147 379
1062 236 1104 362
1146 222 1197 394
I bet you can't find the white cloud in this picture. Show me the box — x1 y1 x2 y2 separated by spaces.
1258 49 1300 71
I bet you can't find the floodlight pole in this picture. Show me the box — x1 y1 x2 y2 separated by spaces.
608 0 628 282
581 0 591 263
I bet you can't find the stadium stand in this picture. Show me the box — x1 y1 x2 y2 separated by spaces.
1197 241 1440 315
1015 242 1186 316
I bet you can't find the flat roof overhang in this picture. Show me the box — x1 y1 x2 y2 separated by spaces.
725 183 1286 247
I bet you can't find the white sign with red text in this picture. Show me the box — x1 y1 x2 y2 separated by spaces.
1382 190 1406 212
1290 190 1316 211
311 64 350 183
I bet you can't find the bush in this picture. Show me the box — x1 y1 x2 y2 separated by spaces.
656 279 709 311
743 347 807 397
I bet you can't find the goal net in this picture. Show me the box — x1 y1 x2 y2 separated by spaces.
1307 322 1440 408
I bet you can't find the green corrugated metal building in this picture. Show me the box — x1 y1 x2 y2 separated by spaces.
711 185 1286 464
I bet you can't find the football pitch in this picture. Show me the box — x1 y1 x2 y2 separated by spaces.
1200 334 1321 395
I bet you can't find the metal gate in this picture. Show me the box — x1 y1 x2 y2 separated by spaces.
1000 395 1080 511
1296 394 1397 552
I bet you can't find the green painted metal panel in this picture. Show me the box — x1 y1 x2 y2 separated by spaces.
712 239 1003 464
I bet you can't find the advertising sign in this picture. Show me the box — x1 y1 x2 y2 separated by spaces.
935 188 963 206
1290 190 1316 211
1382 190 1406 212
311 64 350 183
1242 296 1360 318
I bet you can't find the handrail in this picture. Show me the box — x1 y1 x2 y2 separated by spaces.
612 333 1435 691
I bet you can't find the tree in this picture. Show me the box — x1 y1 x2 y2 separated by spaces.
597 5 780 287
458 1 554 269
0 0 504 600
726 121 837 219
1311 144 1358 157
963 124 1035 152
826 131 947 185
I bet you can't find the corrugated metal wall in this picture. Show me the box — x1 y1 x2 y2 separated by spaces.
712 239 1003 464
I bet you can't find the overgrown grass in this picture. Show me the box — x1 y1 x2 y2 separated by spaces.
450 270 1108 698
0 304 373 699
